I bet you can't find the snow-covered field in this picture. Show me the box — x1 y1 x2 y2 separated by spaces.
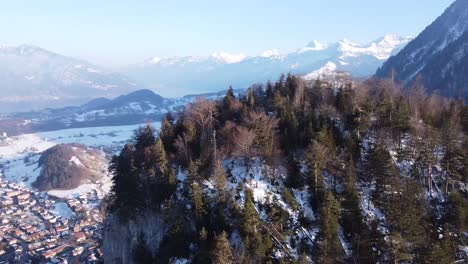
51 201 74 219
0 123 159 160
0 123 160 197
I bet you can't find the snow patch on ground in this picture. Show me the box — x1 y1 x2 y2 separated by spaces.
48 183 99 199
51 201 74 219
2 154 41 187
69 156 83 166
358 183 390 235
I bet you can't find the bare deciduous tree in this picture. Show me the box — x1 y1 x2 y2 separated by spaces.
188 98 218 146
233 126 256 158
245 111 279 158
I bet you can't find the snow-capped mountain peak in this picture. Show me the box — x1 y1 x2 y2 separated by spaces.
210 51 247 64
260 49 281 58
340 38 358 46
338 35 412 60
148 56 163 64
297 40 327 53
303 61 337 80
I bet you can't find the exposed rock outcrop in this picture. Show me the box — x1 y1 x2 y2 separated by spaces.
102 212 167 264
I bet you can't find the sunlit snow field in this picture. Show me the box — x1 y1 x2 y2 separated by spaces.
0 123 160 198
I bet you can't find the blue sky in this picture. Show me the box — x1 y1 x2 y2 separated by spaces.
0 0 454 66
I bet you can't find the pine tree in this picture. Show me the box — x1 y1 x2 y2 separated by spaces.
155 137 168 175
316 191 343 264
212 231 234 264
365 143 398 203
441 110 463 195
411 126 437 195
243 191 273 261
286 156 304 189
212 159 228 203
392 95 410 145
160 113 175 151
187 159 200 183
447 192 468 231
375 87 394 130
388 232 411 264
191 183 206 221
109 143 140 219
429 227 456 263
134 124 156 153
342 158 362 236
306 140 328 208
223 86 235 108
243 191 259 236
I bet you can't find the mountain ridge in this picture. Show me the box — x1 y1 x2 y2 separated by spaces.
122 34 412 97
376 0 468 99
0 44 140 112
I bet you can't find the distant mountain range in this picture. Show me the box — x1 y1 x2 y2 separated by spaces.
123 35 412 97
0 89 228 136
0 34 411 112
0 44 139 112
376 0 468 99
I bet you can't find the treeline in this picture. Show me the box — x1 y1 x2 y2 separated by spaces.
108 73 468 263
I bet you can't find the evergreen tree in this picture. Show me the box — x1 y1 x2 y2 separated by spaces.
109 144 140 219
191 183 206 221
160 113 175 151
447 192 468 231
388 232 411 264
134 124 156 153
342 158 362 236
441 111 463 195
286 156 304 189
306 140 328 208
392 95 410 144
212 231 234 264
187 159 200 183
212 159 228 202
155 137 169 175
316 191 343 264
364 143 398 203
243 191 259 237
428 227 456 263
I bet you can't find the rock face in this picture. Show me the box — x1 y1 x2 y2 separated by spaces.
102 212 166 264
33 144 107 191
376 0 468 99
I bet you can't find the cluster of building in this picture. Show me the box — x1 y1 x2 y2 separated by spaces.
0 177 104 263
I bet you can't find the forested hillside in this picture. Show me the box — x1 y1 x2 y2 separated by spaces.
104 74 468 263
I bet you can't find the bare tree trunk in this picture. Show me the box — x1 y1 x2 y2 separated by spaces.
429 174 433 198
314 163 318 197
445 161 450 196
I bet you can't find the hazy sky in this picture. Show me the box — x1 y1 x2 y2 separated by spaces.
0 0 454 66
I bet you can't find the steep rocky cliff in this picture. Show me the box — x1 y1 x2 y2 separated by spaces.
103 212 166 264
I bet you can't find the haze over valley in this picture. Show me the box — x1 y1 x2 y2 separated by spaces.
0 0 467 263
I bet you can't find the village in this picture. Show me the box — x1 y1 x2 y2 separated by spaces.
0 176 104 263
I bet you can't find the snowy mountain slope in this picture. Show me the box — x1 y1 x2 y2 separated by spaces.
122 35 412 97
0 89 228 135
376 0 468 99
0 44 140 112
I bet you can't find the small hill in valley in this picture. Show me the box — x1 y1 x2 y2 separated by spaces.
33 143 108 191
